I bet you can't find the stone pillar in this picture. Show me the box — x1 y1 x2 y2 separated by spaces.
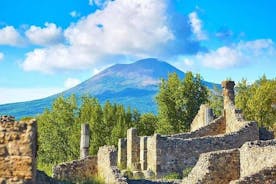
127 128 140 170
80 123 90 159
221 80 235 108
118 138 127 169
140 136 148 171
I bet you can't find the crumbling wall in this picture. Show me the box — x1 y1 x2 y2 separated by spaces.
169 116 225 139
190 104 214 132
229 167 276 184
239 140 276 178
97 145 127 184
53 156 97 182
150 121 258 177
0 116 37 183
182 149 240 184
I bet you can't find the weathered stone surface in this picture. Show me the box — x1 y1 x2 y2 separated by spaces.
191 104 214 132
127 128 141 171
0 118 37 183
182 149 240 184
98 145 127 184
239 140 276 178
140 136 148 171
80 123 90 159
230 167 276 184
53 156 97 182
118 138 127 169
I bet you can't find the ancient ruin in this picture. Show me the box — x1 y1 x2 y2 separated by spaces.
1 80 276 184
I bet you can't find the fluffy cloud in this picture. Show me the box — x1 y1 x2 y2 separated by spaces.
188 12 207 41
0 52 4 61
64 78 81 89
70 11 80 18
22 0 177 73
197 39 275 69
25 23 63 46
0 26 23 46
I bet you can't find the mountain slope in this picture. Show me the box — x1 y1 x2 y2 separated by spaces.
0 58 219 119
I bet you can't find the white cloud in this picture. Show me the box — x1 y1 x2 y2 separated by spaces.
89 0 112 7
64 78 81 89
22 0 174 73
0 87 62 105
197 39 275 69
0 26 23 46
188 12 207 41
70 11 80 18
25 22 63 46
0 52 4 61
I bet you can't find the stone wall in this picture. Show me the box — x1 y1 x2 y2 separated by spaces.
149 121 258 178
97 145 127 184
53 156 97 182
230 167 276 184
182 149 240 184
0 116 37 184
169 116 225 139
190 104 214 132
239 140 276 178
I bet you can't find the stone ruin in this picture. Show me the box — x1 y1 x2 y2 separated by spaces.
1 80 276 184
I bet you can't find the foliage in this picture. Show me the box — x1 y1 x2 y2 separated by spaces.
163 172 182 179
235 76 276 129
37 95 159 174
182 167 193 177
136 113 157 136
208 86 223 117
156 72 208 134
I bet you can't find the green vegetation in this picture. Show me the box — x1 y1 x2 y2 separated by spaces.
37 95 156 175
163 172 182 179
36 73 276 179
182 167 193 177
235 76 276 131
156 72 208 134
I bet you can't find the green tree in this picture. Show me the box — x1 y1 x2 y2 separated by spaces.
37 95 79 166
156 72 208 134
208 86 223 117
136 113 157 136
236 77 276 128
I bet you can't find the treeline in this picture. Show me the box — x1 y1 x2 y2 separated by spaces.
37 96 157 172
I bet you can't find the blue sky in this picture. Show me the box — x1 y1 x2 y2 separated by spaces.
0 0 275 104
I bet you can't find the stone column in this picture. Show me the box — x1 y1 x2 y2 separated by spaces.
118 138 127 169
80 123 90 159
140 136 148 171
127 128 140 170
221 80 235 108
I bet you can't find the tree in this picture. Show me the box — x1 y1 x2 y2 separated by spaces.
208 86 223 117
236 77 276 129
37 95 79 166
136 113 157 136
156 72 208 134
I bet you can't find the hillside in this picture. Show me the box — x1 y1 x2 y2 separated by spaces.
0 58 219 119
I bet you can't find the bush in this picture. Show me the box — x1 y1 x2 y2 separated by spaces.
163 172 181 179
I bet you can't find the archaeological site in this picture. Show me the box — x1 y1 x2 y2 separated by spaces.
0 80 275 184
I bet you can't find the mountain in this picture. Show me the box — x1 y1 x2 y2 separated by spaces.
0 58 219 119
